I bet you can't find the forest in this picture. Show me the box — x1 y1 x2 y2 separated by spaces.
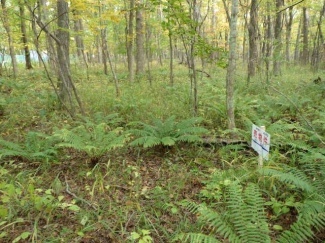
0 0 325 242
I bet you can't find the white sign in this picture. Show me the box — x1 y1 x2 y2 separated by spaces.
251 124 271 160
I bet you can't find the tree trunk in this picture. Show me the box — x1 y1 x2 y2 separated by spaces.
211 0 218 60
169 26 174 85
1 0 18 77
101 28 108 75
105 45 120 97
312 0 325 70
19 2 32 70
157 5 163 66
40 0 56 70
136 0 145 76
294 16 302 64
243 12 248 62
285 7 293 63
96 35 102 63
73 11 85 62
57 0 71 104
266 2 272 83
127 0 135 82
302 7 309 65
247 0 258 82
273 0 284 76
146 20 152 85
226 0 239 131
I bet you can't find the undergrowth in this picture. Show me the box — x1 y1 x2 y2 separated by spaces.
0 64 324 242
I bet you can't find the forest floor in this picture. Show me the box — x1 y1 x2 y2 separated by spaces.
0 63 325 242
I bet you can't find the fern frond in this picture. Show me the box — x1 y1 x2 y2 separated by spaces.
176 127 209 136
198 207 240 242
260 166 314 192
180 200 202 214
127 116 208 149
161 137 176 146
182 183 270 243
176 233 221 243
177 135 203 143
176 117 204 130
277 213 325 243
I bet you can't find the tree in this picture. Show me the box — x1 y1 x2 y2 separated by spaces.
273 0 284 76
126 0 135 82
1 0 18 77
226 0 239 131
311 0 325 70
247 0 258 82
301 7 309 65
294 16 302 64
285 6 293 63
57 0 71 103
265 1 272 83
19 0 32 70
136 0 145 76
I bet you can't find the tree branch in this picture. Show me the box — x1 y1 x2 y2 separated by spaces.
222 0 231 23
277 0 305 13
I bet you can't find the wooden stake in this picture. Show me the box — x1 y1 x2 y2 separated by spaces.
259 126 265 169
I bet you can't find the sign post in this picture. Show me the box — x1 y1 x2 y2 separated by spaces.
251 124 271 169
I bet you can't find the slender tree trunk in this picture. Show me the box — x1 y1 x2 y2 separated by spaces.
1 0 18 77
136 0 145 75
73 11 85 62
57 0 71 105
157 5 163 66
145 20 152 85
285 7 293 63
226 0 239 130
127 0 135 82
243 12 248 62
19 2 32 69
247 0 258 82
105 46 120 97
266 2 272 83
101 30 108 75
96 35 102 63
211 0 218 60
40 0 56 70
316 1 325 69
273 0 284 76
99 4 109 75
30 17 42 68
302 7 309 65
169 27 174 85
294 17 302 64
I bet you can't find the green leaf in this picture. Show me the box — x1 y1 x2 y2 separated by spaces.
161 137 175 146
68 205 80 212
0 232 7 238
131 232 140 240
21 232 31 240
273 225 283 230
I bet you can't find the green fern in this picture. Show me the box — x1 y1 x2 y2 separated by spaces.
54 122 126 160
260 163 325 242
180 183 270 243
277 213 325 243
0 132 58 162
260 166 315 192
128 116 208 148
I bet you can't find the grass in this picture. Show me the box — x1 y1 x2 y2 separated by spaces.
0 61 324 242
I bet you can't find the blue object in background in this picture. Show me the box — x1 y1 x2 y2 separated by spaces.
1 50 49 64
